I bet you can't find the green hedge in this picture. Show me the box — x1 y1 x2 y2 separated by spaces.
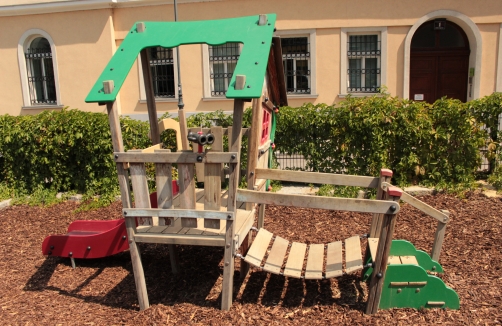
1 93 501 200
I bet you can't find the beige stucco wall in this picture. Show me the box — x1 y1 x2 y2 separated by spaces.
1 0 501 116
0 8 116 116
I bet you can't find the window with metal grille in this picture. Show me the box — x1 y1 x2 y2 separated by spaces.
209 43 240 96
148 47 175 98
281 37 311 94
25 37 56 105
347 35 381 93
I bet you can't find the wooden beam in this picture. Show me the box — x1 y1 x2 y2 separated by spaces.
221 99 244 311
369 169 393 238
366 187 402 315
106 101 149 311
255 169 379 188
397 188 449 223
140 48 160 144
114 151 239 164
431 210 449 262
237 189 400 214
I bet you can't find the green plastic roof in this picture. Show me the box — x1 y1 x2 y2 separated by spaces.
86 14 277 103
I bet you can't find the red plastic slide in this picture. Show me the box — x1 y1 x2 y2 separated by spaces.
42 181 179 259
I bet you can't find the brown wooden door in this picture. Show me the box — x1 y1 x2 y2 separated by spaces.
411 53 469 103
410 20 470 103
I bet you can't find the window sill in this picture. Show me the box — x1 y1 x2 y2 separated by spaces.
338 93 385 99
202 97 234 102
22 105 65 110
287 94 319 99
139 98 178 104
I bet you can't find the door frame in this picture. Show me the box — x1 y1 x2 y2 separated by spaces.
403 10 482 101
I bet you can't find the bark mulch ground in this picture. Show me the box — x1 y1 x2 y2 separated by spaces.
0 191 501 325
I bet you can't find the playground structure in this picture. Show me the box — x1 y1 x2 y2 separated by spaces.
44 14 459 313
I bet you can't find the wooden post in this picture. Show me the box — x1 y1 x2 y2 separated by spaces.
431 210 449 262
106 102 149 311
155 149 180 274
204 126 223 229
221 99 244 311
140 49 160 144
366 186 402 315
258 203 266 229
369 169 393 238
246 96 264 210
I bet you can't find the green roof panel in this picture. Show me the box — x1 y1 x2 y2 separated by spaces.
86 14 277 103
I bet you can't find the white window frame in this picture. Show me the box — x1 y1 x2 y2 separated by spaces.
340 27 387 97
202 43 242 100
138 47 179 103
275 29 317 98
18 29 63 109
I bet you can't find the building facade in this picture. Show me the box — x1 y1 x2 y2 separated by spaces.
1 0 501 118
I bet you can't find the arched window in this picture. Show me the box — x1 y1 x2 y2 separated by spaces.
18 29 61 108
25 37 57 105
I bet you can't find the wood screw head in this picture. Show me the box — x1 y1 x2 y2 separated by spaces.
122 236 126 240
115 154 118 159
231 155 236 159
377 272 382 278
227 215 231 219
123 211 127 215
197 156 203 162
397 289 402 293
87 246 91 250
415 288 420 293
225 262 229 266
390 205 397 212
69 252 73 256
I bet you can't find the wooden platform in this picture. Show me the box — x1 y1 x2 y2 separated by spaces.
134 189 254 247
368 238 419 265
243 228 364 279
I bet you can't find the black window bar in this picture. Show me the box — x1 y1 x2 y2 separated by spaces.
149 47 175 98
25 48 57 105
281 37 311 94
209 43 240 96
347 35 381 93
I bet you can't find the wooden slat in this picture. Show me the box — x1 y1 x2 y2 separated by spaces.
193 143 205 182
368 238 378 260
155 150 173 226
284 242 307 278
129 163 152 226
345 236 363 274
243 228 273 267
305 244 324 279
262 236 289 274
142 143 163 153
123 208 233 220
388 256 401 265
115 151 239 164
134 232 225 246
237 189 400 214
326 241 343 278
146 226 169 233
162 219 184 234
399 190 449 223
255 169 379 188
400 256 419 265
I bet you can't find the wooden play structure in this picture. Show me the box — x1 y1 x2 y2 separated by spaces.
83 14 459 313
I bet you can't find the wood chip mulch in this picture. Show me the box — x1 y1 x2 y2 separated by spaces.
0 191 501 325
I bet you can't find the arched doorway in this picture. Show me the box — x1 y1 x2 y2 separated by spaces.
410 19 470 103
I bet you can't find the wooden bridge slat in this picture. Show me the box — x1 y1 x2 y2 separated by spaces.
326 241 343 278
263 236 289 274
368 238 378 260
284 242 307 278
345 236 363 274
388 256 401 265
400 255 419 265
244 228 273 268
305 244 324 279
